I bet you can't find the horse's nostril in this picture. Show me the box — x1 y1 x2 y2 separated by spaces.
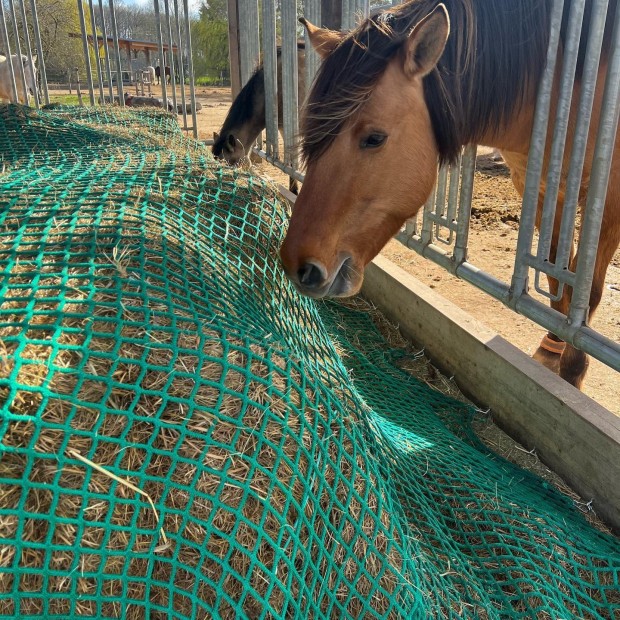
298 261 324 288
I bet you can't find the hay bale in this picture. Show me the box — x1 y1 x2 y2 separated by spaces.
0 207 409 618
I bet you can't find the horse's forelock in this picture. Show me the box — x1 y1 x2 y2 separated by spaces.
301 11 409 164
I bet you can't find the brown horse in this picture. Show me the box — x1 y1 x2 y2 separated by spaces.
280 0 620 389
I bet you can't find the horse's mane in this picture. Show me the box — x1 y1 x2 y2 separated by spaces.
302 0 615 165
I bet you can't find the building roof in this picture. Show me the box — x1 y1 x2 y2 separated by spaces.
69 33 179 53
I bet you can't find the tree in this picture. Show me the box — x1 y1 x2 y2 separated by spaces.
191 0 229 80
1 0 93 82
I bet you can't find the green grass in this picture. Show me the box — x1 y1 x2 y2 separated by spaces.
47 94 83 106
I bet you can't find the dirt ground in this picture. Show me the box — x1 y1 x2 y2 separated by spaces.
189 86 619 417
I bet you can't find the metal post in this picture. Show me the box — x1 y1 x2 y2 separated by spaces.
107 0 124 104
17 0 40 108
163 0 177 112
29 0 49 105
509 0 565 303
88 0 105 104
98 0 114 102
7 0 29 103
153 0 168 105
261 0 278 159
173 0 188 128
0 1 18 102
182 0 197 137
77 0 96 106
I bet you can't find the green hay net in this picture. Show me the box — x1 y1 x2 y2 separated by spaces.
0 104 618 619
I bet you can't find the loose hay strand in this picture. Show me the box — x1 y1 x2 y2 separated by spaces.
67 448 169 549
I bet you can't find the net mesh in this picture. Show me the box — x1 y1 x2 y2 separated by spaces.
0 104 618 619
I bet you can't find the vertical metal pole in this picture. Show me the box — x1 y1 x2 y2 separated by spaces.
535 0 587 262
281 0 299 169
262 0 278 159
173 0 187 128
77 0 96 105
29 0 49 105
153 0 168 104
163 0 177 111
238 0 259 87
0 2 18 102
227 0 241 98
107 0 124 104
305 0 322 90
7 0 29 103
510 0 565 302
17 0 40 108
98 0 114 101
453 144 477 265
89 0 105 103
568 2 620 326
182 0 197 137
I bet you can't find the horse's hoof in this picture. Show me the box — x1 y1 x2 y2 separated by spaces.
532 346 561 375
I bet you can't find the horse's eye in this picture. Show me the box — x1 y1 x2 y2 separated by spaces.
360 133 387 149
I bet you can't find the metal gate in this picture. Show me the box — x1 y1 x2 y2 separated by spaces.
231 0 620 375
0 0 199 137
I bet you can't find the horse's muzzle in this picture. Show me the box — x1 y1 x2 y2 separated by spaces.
284 254 358 298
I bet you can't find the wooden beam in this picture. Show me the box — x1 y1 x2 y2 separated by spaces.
362 254 620 532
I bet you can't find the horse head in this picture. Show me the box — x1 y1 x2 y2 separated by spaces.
280 6 450 298
212 131 248 166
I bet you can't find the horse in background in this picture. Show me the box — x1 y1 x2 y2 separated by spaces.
155 65 171 85
212 42 306 177
280 0 620 390
0 54 37 104
145 65 156 86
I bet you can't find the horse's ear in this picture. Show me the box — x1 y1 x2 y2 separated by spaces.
213 131 219 142
226 133 236 149
299 17 345 59
402 3 450 79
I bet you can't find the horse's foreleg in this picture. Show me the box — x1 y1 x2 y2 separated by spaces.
558 214 620 387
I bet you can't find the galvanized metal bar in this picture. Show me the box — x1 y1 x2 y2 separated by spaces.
181 0 197 138
88 0 105 104
28 0 49 105
419 186 436 247
432 164 449 240
237 0 259 86
393 235 620 371
107 0 124 104
253 147 305 183
261 0 279 160
281 0 299 169
453 143 477 265
16 0 40 108
304 0 321 89
173 0 187 129
97 0 114 102
510 0 565 302
7 0 29 103
0 2 18 103
534 0 587 275
77 0 96 106
568 0 620 326
153 0 168 104
163 0 177 112
342 0 353 30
